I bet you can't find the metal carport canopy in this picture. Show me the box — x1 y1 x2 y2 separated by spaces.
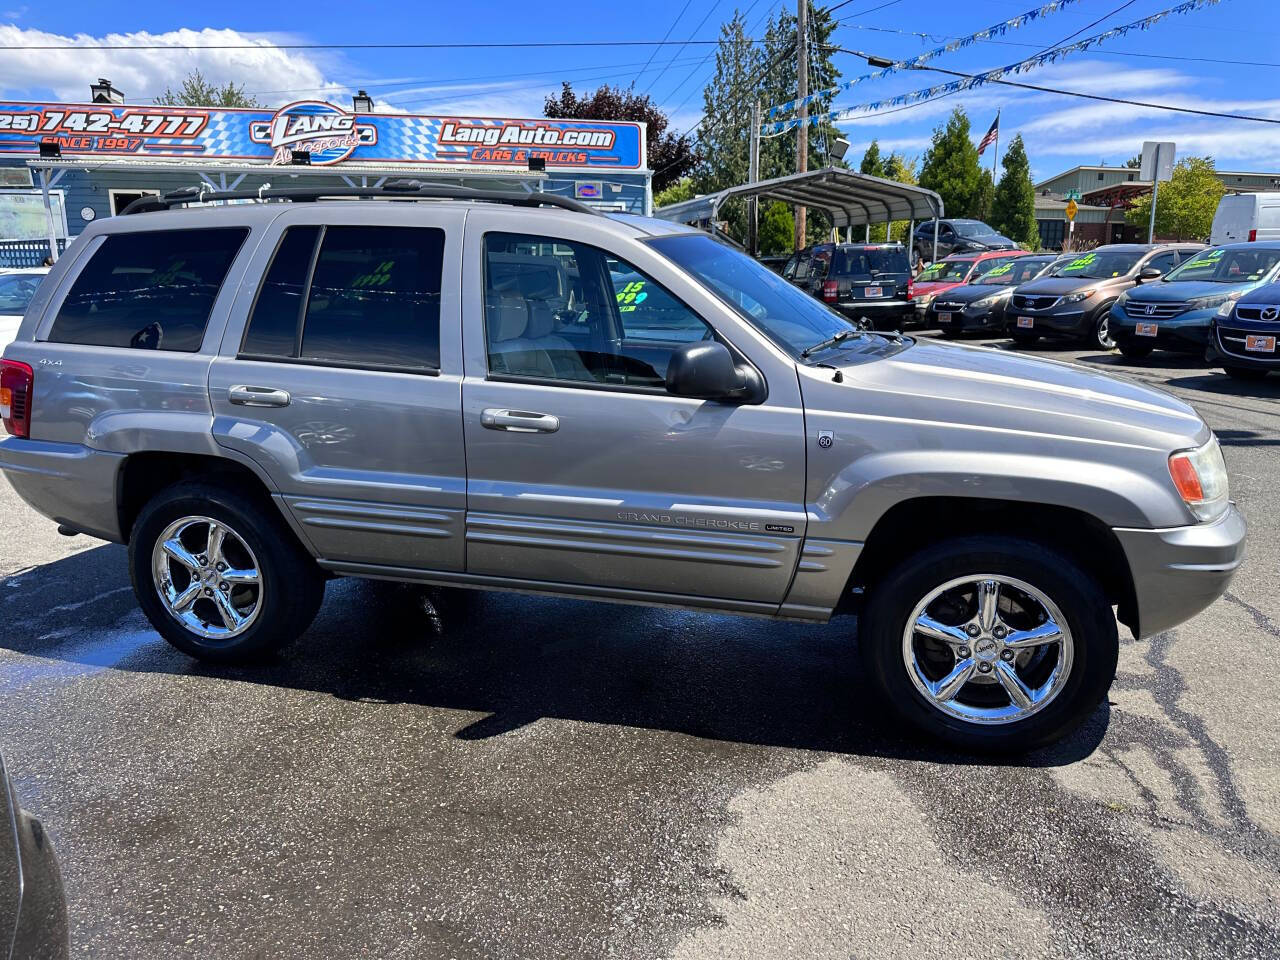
653 166 944 229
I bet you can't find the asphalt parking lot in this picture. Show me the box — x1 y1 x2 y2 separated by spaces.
2 335 1278 960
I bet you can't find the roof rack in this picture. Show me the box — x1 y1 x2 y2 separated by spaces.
119 179 600 216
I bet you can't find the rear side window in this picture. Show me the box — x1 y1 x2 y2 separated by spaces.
240 225 444 371
49 228 247 351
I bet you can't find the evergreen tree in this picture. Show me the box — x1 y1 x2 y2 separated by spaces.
759 202 796 255
868 152 917 242
990 134 1041 249
919 108 985 219
860 140 885 178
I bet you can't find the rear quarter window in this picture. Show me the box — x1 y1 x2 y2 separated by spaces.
48 228 247 351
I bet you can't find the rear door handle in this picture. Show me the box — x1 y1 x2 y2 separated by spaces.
228 384 291 408
481 408 560 433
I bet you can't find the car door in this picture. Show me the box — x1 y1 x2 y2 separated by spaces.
209 204 467 572
937 223 957 257
458 211 808 611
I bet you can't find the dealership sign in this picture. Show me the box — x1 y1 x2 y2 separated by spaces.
0 100 645 170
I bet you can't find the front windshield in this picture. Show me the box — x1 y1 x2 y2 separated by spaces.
0 273 41 314
1050 250 1143 280
1164 246 1280 283
648 234 863 359
918 259 973 282
953 220 998 238
973 258 1047 286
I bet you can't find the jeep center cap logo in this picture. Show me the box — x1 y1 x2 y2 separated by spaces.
249 101 377 166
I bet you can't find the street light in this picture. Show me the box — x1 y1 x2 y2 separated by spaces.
352 90 374 113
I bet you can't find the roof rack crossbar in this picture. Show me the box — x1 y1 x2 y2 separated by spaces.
119 179 599 216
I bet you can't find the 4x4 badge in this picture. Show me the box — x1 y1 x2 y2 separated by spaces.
817 430 835 449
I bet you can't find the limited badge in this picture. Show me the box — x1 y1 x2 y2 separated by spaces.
817 430 835 449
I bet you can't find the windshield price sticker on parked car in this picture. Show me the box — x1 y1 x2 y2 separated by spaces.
1060 252 1097 273
982 262 1014 278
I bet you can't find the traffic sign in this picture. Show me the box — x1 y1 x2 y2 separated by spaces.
1065 199 1079 221
1064 189 1081 201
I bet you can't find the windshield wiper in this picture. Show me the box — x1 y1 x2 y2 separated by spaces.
800 328 859 359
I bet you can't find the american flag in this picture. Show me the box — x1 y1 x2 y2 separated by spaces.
977 114 999 154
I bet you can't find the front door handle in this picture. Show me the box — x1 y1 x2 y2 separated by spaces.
481 408 560 433
228 384 291 407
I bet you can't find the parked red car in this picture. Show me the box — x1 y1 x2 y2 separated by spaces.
911 250 1028 326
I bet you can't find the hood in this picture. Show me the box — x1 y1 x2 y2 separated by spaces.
1129 279 1254 302
1238 280 1280 305
913 278 966 296
813 336 1207 455
1015 275 1117 296
935 283 1014 304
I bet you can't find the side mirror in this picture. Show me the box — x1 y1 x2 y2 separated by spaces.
1139 266 1163 282
665 341 757 402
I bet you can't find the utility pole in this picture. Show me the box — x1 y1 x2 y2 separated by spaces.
748 99 760 257
794 0 808 250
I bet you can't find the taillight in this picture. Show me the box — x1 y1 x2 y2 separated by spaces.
907 279 914 299
822 280 838 302
0 358 33 438
1248 229 1257 242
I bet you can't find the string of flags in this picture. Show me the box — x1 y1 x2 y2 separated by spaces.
764 0 1085 121
760 0 1223 135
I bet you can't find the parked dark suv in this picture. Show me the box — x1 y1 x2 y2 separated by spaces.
1006 243 1203 350
1208 279 1280 379
811 243 913 331
913 219 1017 264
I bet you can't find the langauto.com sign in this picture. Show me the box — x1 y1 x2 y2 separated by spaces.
0 99 646 170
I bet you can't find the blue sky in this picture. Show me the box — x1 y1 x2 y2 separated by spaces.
0 0 1277 183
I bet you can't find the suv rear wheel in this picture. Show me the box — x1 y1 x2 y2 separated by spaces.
129 482 325 663
859 536 1118 752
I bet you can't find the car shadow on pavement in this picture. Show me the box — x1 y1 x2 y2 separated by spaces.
2 544 1109 768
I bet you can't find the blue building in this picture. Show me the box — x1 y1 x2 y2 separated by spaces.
0 84 652 267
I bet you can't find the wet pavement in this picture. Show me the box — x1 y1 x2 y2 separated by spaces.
1 337 1278 959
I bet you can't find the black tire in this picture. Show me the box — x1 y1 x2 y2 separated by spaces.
1117 340 1154 360
1090 308 1117 350
129 481 325 663
859 536 1118 752
1223 365 1269 381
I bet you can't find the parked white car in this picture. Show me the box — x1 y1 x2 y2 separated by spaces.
1210 192 1280 245
0 268 48 346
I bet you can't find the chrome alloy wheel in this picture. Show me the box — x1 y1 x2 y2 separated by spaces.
901 575 1074 725
151 516 263 641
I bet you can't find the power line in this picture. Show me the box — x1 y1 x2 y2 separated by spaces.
631 0 696 88
0 37 770 52
661 0 776 117
642 0 726 96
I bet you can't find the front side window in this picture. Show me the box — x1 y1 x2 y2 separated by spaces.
239 225 443 371
1145 252 1179 276
49 228 247 351
484 232 712 388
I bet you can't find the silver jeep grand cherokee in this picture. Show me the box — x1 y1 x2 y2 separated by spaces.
0 184 1246 751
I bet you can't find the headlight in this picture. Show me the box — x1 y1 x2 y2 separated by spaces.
972 295 998 308
1168 435 1229 522
1193 290 1245 315
1062 289 1096 304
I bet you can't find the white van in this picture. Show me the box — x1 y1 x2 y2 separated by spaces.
1210 192 1280 244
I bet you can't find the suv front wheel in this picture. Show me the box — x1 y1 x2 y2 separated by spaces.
860 536 1118 752
129 482 325 663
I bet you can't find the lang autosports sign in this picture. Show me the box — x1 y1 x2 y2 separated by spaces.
0 100 647 170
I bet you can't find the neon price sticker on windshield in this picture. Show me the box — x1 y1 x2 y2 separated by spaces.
1060 253 1097 272
1184 249 1226 270
982 262 1014 278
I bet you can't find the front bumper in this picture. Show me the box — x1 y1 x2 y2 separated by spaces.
933 303 1004 332
1207 320 1280 369
1111 304 1214 352
1004 305 1089 337
0 437 125 542
1113 503 1246 639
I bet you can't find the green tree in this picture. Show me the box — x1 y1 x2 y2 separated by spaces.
860 140 885 178
991 134 1041 249
155 70 260 107
693 11 758 239
918 108 985 219
759 201 796 255
1125 157 1225 241
654 177 696 208
866 152 917 242
545 82 695 191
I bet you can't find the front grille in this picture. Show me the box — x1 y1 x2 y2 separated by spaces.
1217 326 1279 361
1124 300 1190 320
1233 303 1280 322
1011 294 1059 311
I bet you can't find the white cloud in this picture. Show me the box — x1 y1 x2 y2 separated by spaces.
0 25 345 105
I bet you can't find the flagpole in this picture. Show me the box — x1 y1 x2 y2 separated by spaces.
992 110 1000 181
